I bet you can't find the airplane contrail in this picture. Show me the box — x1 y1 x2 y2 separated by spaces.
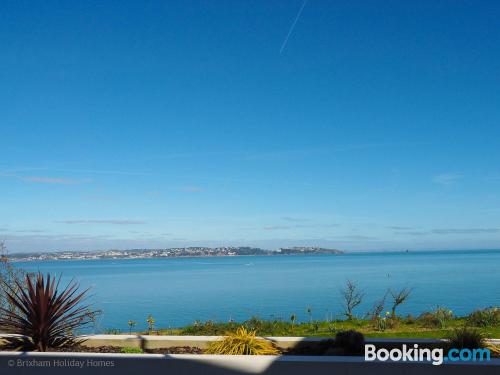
279 0 308 54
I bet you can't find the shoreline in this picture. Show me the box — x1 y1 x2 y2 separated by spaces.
9 252 343 263
9 248 500 263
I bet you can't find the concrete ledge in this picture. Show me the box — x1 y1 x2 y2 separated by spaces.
1 334 498 350
79 334 222 349
265 336 453 349
79 335 453 350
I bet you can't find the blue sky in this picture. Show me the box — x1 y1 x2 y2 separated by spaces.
1 1 500 252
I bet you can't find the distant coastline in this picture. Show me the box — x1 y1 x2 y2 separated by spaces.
7 246 344 262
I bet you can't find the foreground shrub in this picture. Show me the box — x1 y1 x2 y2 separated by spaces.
418 307 453 328
205 326 280 355
447 327 485 350
467 307 499 327
332 330 365 356
0 273 95 351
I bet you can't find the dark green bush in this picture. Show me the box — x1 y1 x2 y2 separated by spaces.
181 320 240 335
244 316 264 332
467 308 499 327
404 314 416 325
447 327 484 350
385 316 401 329
334 330 365 356
417 307 453 328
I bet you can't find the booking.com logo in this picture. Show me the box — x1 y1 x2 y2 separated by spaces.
365 344 491 366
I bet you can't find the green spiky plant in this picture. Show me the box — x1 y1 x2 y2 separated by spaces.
146 314 155 335
128 320 137 334
0 273 94 351
205 326 280 355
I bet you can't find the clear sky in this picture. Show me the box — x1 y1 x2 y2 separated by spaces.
1 1 499 252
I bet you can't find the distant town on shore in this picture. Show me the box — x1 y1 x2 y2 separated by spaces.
7 246 344 262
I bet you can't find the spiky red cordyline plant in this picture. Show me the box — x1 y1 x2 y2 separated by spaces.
0 273 94 351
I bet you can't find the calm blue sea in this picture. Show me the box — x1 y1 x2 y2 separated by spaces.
16 250 500 332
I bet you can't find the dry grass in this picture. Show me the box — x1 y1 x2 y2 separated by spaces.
205 326 280 355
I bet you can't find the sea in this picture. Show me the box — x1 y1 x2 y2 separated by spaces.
15 249 500 332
